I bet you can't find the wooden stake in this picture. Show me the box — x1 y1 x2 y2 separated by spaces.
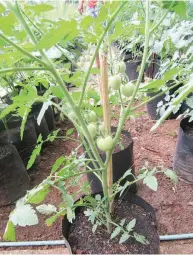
99 53 113 199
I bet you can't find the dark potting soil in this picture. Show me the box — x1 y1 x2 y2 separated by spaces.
184 125 193 136
68 199 159 254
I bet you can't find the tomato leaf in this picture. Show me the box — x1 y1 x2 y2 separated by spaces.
110 226 121 239
143 175 158 191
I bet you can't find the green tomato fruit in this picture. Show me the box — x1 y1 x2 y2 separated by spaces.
120 83 135 97
88 123 97 138
87 111 98 122
118 61 126 73
97 136 113 152
109 75 121 90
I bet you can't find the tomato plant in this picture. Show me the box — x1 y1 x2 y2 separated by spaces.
0 0 190 247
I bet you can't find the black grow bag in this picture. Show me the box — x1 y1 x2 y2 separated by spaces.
62 192 160 254
87 128 136 194
0 116 38 166
0 143 30 206
173 118 193 183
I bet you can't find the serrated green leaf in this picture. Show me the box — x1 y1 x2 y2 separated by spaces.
143 175 158 191
27 185 50 204
142 79 165 91
126 218 136 232
47 129 60 142
36 20 78 49
46 214 58 227
50 86 64 99
63 194 74 207
164 169 178 184
134 233 149 244
163 68 182 81
37 134 43 143
36 204 57 215
80 16 94 29
111 226 121 239
66 128 74 136
0 104 17 119
27 143 42 170
51 156 66 173
84 195 97 204
28 4 54 14
119 232 130 244
10 202 38 227
3 221 16 241
120 219 126 227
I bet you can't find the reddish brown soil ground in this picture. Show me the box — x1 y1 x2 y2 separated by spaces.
1 108 193 254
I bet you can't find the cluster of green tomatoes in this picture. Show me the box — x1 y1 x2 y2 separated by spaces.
109 61 135 97
86 111 114 152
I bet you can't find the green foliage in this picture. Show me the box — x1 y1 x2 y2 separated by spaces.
0 0 186 246
3 221 16 241
27 134 43 170
26 185 50 204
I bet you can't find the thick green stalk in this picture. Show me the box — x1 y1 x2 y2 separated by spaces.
78 1 127 107
0 67 46 75
0 32 45 66
105 0 151 168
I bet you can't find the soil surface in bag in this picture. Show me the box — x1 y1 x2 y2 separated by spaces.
68 199 159 254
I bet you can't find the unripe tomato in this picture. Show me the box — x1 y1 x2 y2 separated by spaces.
87 111 98 123
120 83 135 97
88 123 97 138
109 75 121 90
97 136 113 152
118 61 126 73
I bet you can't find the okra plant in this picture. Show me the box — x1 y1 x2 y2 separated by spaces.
0 0 190 244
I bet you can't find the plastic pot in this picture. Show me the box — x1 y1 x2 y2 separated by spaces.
0 143 30 206
86 128 137 194
173 118 193 183
31 103 50 140
0 116 38 166
62 192 160 254
125 59 142 82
